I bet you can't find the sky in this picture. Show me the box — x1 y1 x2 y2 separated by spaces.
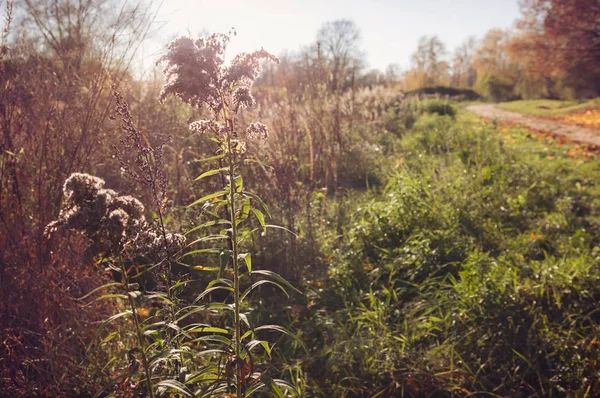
141 0 521 73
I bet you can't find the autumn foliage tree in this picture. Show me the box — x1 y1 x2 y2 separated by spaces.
451 36 477 88
510 0 600 97
404 35 449 89
400 0 599 100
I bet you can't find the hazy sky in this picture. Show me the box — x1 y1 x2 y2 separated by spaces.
142 0 521 72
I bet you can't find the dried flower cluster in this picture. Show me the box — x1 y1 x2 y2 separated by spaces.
157 33 278 146
111 90 169 210
46 173 184 262
245 122 269 140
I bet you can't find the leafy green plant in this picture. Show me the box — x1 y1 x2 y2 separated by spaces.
156 32 302 397
281 109 600 395
421 98 457 117
46 33 302 397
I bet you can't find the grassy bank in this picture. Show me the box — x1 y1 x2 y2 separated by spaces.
278 105 600 396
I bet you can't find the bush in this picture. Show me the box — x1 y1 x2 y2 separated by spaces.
476 73 518 101
381 96 419 135
421 99 457 117
406 86 481 101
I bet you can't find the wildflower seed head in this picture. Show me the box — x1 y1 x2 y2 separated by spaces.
96 188 117 208
164 233 186 253
189 119 219 135
158 33 277 153
246 122 269 140
113 196 145 219
127 227 185 262
157 34 229 112
157 34 277 118
106 208 130 242
63 173 105 203
224 49 279 88
48 173 185 262
233 86 255 111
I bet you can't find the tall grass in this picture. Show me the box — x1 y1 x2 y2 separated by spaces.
282 110 600 395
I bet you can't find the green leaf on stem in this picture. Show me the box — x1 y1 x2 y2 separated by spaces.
219 249 232 279
242 191 271 216
240 279 289 302
194 167 229 181
193 285 234 303
156 380 194 397
188 190 227 208
181 248 221 257
186 234 229 247
250 208 266 232
77 282 121 301
250 269 302 295
185 219 231 235
88 311 132 352
237 198 251 224
234 174 244 192
191 153 225 163
238 253 251 272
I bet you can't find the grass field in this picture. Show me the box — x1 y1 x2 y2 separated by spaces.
276 102 600 396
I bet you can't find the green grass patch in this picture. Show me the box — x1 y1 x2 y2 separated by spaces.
287 108 600 396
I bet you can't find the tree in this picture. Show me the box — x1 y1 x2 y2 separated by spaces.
316 19 363 91
513 0 600 97
506 30 556 98
361 68 383 87
410 35 448 86
385 63 401 88
472 28 521 100
473 29 511 76
452 36 478 87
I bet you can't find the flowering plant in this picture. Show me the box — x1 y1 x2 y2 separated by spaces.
157 33 301 397
48 33 301 397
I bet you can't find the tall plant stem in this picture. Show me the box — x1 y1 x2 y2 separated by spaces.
144 149 184 369
120 261 155 398
227 136 242 398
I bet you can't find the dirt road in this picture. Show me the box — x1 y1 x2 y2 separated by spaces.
466 104 600 147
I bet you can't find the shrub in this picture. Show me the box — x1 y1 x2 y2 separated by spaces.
421 98 457 117
476 73 518 101
406 85 481 101
382 95 419 135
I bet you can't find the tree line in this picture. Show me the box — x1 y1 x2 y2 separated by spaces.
374 0 600 100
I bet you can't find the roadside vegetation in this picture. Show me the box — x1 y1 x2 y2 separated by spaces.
2 0 600 396
276 104 600 395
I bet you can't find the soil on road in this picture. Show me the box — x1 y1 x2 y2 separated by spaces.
466 104 600 147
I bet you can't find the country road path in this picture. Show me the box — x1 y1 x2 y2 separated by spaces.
466 104 600 147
